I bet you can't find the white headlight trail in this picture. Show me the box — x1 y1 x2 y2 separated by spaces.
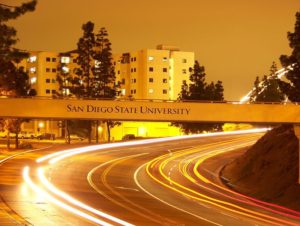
23 166 113 226
37 167 134 226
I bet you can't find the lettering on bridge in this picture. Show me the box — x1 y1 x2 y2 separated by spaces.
67 104 191 115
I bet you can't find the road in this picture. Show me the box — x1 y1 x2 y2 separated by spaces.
0 129 299 225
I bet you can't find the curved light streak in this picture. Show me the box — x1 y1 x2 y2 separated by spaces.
23 166 113 226
25 128 269 225
36 128 269 164
191 148 300 218
37 167 134 226
144 137 299 226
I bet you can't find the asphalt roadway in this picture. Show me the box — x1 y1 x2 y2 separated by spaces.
0 131 299 226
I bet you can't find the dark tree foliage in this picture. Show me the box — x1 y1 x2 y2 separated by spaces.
74 21 96 98
0 1 37 148
250 62 285 103
174 61 225 134
279 11 300 102
57 22 119 143
93 27 120 142
92 27 117 98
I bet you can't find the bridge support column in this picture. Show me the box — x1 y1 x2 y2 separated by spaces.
293 125 300 184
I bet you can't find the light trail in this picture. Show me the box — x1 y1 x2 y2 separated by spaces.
36 128 269 164
23 166 113 226
191 147 300 218
24 128 269 225
144 137 300 226
37 167 134 226
87 153 177 225
239 64 295 103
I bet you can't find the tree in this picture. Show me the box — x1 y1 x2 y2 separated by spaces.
74 21 96 98
93 27 120 142
250 62 285 103
279 11 300 102
174 61 225 134
57 23 120 143
0 1 37 149
72 21 96 143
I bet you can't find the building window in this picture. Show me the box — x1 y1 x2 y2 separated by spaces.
51 90 56 94
182 59 187 63
61 56 70 64
73 58 76 63
62 66 69 73
52 58 56 62
52 79 56 83
134 89 136 94
28 56 37 63
30 77 37 84
122 78 125 85
134 78 137 83
118 70 120 74
95 60 101 68
46 68 50 72
62 88 70 95
163 68 167 72
46 78 50 83
121 89 126 96
149 78 154 83
46 89 50 94
182 69 187 74
46 57 51 62
148 88 154 94
163 89 168 94
148 56 154 61
149 67 154 72
134 68 136 72
134 57 137 61
52 68 56 73
29 67 36 73
162 57 168 62
163 78 168 83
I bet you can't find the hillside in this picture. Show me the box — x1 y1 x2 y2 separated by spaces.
221 125 300 211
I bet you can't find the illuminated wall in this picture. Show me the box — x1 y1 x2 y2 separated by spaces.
110 121 183 140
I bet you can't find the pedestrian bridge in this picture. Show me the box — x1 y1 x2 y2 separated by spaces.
0 97 300 123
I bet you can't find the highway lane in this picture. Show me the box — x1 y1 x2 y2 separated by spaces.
0 130 299 225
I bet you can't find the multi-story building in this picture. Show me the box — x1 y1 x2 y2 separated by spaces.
19 45 195 140
114 45 194 100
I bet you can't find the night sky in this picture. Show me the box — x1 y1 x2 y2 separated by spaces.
4 0 300 100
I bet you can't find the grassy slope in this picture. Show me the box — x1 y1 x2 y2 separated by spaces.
221 125 300 210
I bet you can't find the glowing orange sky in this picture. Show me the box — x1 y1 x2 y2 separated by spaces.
5 0 300 100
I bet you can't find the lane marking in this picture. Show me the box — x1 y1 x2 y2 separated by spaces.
134 163 223 226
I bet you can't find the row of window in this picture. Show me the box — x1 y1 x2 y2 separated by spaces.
130 89 168 95
148 56 188 63
128 78 169 84
45 78 56 84
149 67 168 72
28 56 75 64
45 89 56 94
149 78 168 83
46 68 57 73
131 57 137 62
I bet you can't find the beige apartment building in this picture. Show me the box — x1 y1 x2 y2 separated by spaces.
114 45 194 100
20 45 195 140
